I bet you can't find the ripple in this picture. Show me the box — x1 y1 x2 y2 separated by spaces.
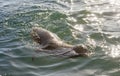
0 0 120 76
105 45 120 58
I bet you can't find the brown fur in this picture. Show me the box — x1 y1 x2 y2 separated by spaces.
31 27 90 57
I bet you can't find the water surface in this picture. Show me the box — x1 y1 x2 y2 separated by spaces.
0 0 120 76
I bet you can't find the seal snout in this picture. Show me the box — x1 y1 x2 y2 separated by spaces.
31 27 41 43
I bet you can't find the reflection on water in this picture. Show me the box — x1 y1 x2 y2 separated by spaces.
0 0 120 76
107 45 120 58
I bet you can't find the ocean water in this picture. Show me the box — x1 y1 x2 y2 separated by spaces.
0 0 120 76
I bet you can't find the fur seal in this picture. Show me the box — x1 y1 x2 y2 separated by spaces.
31 27 90 58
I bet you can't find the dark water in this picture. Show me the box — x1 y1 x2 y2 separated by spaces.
0 0 120 76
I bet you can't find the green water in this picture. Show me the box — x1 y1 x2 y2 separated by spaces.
0 0 120 76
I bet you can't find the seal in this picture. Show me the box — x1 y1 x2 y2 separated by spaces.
31 27 90 58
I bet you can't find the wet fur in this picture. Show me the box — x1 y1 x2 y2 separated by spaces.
31 27 90 57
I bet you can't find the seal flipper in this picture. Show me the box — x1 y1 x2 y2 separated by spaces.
41 41 59 50
72 45 90 57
